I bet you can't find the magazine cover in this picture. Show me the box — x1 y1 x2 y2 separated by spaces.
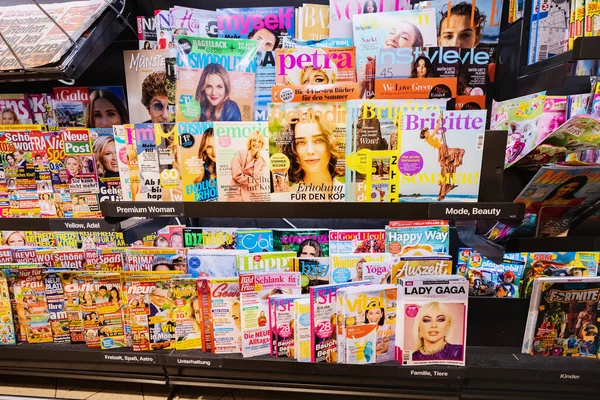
0 94 34 125
155 123 183 201
215 122 271 201
255 51 276 121
122 124 142 201
391 256 452 283
338 284 396 364
183 227 203 248
18 268 52 343
273 229 330 256
490 92 546 167
329 0 403 38
396 275 468 366
53 87 89 127
52 250 86 269
172 277 202 350
522 277 600 357
125 248 187 272
329 230 386 253
44 272 70 344
58 272 85 343
134 124 162 200
237 251 296 273
396 109 486 201
137 16 157 50
417 0 504 44
156 225 185 249
345 99 448 202
291 257 330 293
353 9 437 98
465 252 527 298
203 228 238 249
170 6 218 39
330 253 390 284
123 49 176 124
269 294 304 357
175 36 257 122
155 10 173 50
529 0 569 63
90 128 121 202
77 274 99 347
239 271 301 357
374 47 461 99
268 102 347 202
298 4 329 40
385 220 450 256
28 93 59 130
177 121 218 202
361 261 393 284
113 126 131 201
0 269 16 345
309 280 369 362
95 273 126 350
124 274 180 351
294 297 311 361
521 252 600 297
237 229 274 253
274 47 356 85
199 277 241 354
187 249 249 277
217 7 295 50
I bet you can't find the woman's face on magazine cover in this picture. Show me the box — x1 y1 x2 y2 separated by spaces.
231 302 241 329
101 140 119 173
2 111 15 124
204 74 226 107
302 69 329 85
365 1 376 12
385 22 419 48
92 98 122 128
65 157 80 175
367 307 382 324
294 122 331 177
251 28 277 52
7 232 24 247
438 15 480 48
203 135 216 163
6 154 14 166
556 182 581 198
416 59 428 78
419 307 449 344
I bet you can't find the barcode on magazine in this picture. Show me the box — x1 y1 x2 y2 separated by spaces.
476 134 484 150
403 350 411 364
538 45 548 61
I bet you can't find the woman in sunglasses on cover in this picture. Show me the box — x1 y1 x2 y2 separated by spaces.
141 71 172 123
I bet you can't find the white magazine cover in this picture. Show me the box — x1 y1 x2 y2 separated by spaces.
396 275 468 366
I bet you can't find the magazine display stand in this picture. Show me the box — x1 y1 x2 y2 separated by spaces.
1 0 600 399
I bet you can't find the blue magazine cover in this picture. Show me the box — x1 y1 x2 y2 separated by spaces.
237 229 274 252
217 7 295 50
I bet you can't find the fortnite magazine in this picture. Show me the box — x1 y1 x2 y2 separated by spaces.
175 36 258 122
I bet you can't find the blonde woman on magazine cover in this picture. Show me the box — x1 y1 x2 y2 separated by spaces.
227 130 267 201
412 302 463 361
193 128 217 184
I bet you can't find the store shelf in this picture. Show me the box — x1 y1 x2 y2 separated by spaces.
0 343 166 385
100 201 525 221
505 237 600 253
0 218 119 232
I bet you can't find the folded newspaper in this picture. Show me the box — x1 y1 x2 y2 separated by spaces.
0 0 109 71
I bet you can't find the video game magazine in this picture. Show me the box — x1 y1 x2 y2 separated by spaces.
239 271 301 357
215 122 271 202
309 280 369 362
178 121 218 202
522 277 600 358
337 284 397 364
199 277 241 354
175 36 258 122
268 102 347 202
396 275 468 366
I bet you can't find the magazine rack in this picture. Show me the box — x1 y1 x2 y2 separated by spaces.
0 0 132 82
494 0 600 101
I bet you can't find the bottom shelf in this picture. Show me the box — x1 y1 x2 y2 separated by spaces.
0 344 599 397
